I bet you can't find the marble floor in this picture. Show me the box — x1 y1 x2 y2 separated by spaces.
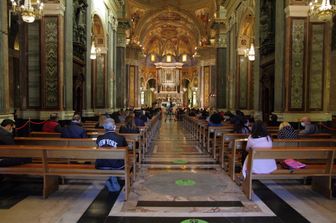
0 120 336 223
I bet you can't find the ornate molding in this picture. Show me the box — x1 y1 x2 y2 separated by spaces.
42 2 66 16
284 5 309 17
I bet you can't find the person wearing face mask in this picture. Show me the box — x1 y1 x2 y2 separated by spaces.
299 117 318 134
0 119 32 166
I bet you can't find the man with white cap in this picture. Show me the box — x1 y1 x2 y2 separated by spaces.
95 118 128 192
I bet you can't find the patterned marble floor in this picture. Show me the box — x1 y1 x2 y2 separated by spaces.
108 120 274 219
1 120 336 223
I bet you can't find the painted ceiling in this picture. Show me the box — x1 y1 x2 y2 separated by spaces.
126 0 218 57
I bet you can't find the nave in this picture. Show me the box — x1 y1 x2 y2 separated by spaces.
0 120 335 223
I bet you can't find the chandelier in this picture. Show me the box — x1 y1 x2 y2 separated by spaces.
10 0 44 23
308 0 336 21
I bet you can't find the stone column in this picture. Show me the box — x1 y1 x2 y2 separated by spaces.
116 19 130 109
0 1 13 120
63 0 74 117
106 14 115 113
253 0 261 119
83 1 94 117
274 0 285 112
211 17 227 109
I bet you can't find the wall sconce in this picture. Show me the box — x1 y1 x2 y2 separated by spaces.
166 55 172 63
90 38 97 60
150 87 155 92
150 54 156 62
244 43 255 61
183 87 187 92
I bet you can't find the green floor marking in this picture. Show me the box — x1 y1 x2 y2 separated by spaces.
180 219 208 223
175 179 196 186
172 159 188 164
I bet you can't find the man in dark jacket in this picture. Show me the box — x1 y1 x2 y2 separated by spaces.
95 118 128 192
0 119 31 166
61 114 87 138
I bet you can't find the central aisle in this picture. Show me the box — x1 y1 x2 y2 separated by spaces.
106 120 274 222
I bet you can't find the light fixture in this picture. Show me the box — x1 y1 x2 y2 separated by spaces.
150 87 155 92
182 54 187 62
244 43 255 61
90 39 97 60
150 54 156 62
166 55 172 63
10 0 44 23
309 0 336 21
183 87 187 92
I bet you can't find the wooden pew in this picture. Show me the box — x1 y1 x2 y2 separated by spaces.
230 138 336 181
0 145 131 200
15 136 139 181
242 146 335 200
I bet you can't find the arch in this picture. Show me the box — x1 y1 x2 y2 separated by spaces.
92 14 107 48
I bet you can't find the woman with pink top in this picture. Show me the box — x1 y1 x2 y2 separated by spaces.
242 120 277 178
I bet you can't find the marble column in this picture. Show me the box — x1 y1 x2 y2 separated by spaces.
63 0 74 117
253 0 262 119
116 19 130 109
83 1 94 117
106 15 115 113
211 16 227 109
274 0 285 112
0 1 13 120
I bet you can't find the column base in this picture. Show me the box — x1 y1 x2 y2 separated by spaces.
0 114 15 122
17 110 74 120
82 109 95 117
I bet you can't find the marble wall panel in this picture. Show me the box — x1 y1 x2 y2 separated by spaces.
238 56 248 109
289 18 306 111
308 23 325 111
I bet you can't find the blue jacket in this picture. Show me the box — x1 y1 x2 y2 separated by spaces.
61 122 87 138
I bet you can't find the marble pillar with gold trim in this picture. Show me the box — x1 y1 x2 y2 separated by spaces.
0 1 13 120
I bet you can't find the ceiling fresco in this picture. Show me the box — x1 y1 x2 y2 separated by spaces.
126 0 218 57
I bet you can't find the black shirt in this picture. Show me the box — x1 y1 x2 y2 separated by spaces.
95 131 127 169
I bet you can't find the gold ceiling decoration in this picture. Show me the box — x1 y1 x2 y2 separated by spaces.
126 0 217 57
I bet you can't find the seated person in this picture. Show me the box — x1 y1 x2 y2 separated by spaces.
61 114 87 138
0 119 31 166
42 113 61 132
134 111 146 126
95 118 128 192
278 122 298 139
299 117 318 134
242 120 277 178
95 114 108 129
208 112 223 126
233 118 250 134
119 115 140 134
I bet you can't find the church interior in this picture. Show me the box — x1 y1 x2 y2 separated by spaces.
0 0 336 222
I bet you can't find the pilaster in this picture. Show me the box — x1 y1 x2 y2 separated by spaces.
64 0 73 114
0 1 12 119
211 17 227 109
116 19 130 109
